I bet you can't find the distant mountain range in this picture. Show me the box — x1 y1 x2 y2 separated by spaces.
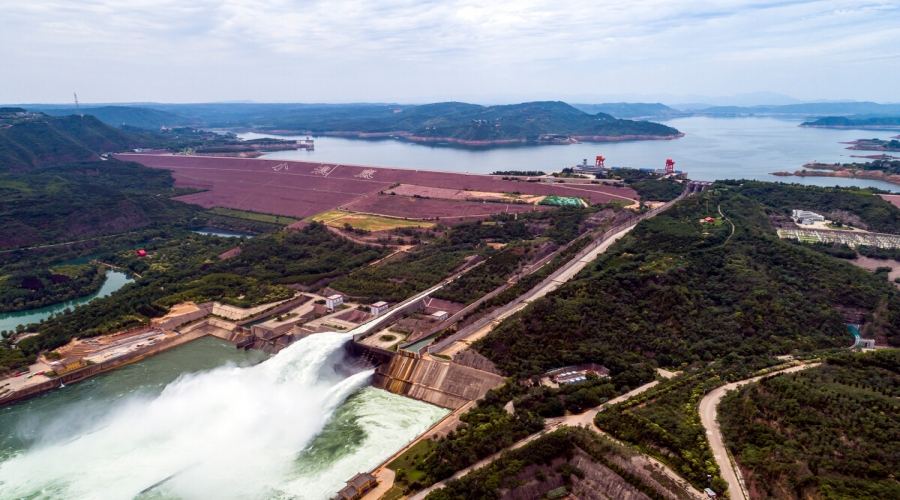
17 102 682 144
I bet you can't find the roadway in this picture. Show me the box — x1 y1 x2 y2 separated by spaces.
411 378 705 500
433 225 635 357
699 363 819 500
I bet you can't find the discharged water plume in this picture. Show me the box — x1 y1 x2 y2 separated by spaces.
0 332 448 500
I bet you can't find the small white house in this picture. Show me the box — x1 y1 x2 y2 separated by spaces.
430 310 449 321
370 301 388 316
326 294 344 310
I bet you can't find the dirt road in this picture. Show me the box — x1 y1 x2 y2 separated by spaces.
699 363 818 500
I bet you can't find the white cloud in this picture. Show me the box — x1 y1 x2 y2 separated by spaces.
0 0 897 102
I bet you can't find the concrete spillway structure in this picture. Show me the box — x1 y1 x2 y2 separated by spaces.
371 350 505 410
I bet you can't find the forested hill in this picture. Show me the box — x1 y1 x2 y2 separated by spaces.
136 101 682 141
475 184 900 378
30 106 194 130
0 112 140 170
800 115 900 129
720 350 900 499
396 101 682 142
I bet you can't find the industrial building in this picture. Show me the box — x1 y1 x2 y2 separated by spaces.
545 363 609 385
573 156 683 176
430 310 449 321
369 301 389 316
326 294 344 310
792 209 825 225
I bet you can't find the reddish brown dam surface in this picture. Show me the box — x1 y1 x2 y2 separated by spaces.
116 154 638 220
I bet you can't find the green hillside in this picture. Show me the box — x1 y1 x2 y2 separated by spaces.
801 115 900 129
720 350 900 499
135 101 682 141
400 101 681 141
0 113 140 169
35 106 194 130
474 185 900 378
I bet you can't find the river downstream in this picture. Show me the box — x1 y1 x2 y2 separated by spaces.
0 333 447 500
0 271 134 333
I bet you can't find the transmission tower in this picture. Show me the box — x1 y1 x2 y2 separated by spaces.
74 93 79 110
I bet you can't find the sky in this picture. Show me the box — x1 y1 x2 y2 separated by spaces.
1 0 899 104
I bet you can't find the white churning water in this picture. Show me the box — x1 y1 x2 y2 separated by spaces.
0 332 447 500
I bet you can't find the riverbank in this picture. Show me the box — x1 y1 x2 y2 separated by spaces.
238 129 684 146
772 163 900 186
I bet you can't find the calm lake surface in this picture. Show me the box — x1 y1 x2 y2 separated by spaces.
0 271 133 333
244 116 900 192
191 227 254 238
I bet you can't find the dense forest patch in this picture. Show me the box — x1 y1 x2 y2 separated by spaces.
727 180 900 234
0 159 201 248
719 350 900 500
426 427 674 500
1 223 385 372
595 355 785 495
475 188 900 380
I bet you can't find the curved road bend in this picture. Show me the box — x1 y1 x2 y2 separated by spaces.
700 363 819 500
412 380 705 500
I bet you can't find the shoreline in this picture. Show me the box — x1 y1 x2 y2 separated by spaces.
771 163 900 186
232 129 685 146
0 327 210 407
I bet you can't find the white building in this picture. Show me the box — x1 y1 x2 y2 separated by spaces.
370 301 388 316
430 310 449 321
792 209 825 223
326 294 344 310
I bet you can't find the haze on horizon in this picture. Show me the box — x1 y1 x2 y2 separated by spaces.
1 0 898 105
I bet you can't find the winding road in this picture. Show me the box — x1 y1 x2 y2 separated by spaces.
699 363 819 500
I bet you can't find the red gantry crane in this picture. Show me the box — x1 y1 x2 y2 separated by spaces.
665 158 675 174
595 155 605 168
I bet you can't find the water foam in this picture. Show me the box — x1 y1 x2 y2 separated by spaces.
0 331 445 500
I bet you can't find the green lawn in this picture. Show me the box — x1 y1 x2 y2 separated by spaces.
386 438 436 486
207 207 299 226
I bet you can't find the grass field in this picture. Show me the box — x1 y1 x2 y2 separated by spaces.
307 210 434 231
386 438 435 485
207 207 299 225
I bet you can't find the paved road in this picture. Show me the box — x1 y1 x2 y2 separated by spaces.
699 363 818 500
411 379 705 500
434 225 635 357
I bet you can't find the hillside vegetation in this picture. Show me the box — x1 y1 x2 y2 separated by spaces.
0 113 139 169
31 106 194 130
2 223 386 369
801 115 900 129
726 180 900 233
720 350 900 499
129 101 682 142
0 159 200 248
475 186 900 380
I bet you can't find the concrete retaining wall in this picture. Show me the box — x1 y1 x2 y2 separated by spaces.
0 328 208 407
372 351 505 409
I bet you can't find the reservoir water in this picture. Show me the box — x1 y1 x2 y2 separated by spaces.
0 333 447 500
244 116 900 192
192 227 255 238
0 271 134 333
